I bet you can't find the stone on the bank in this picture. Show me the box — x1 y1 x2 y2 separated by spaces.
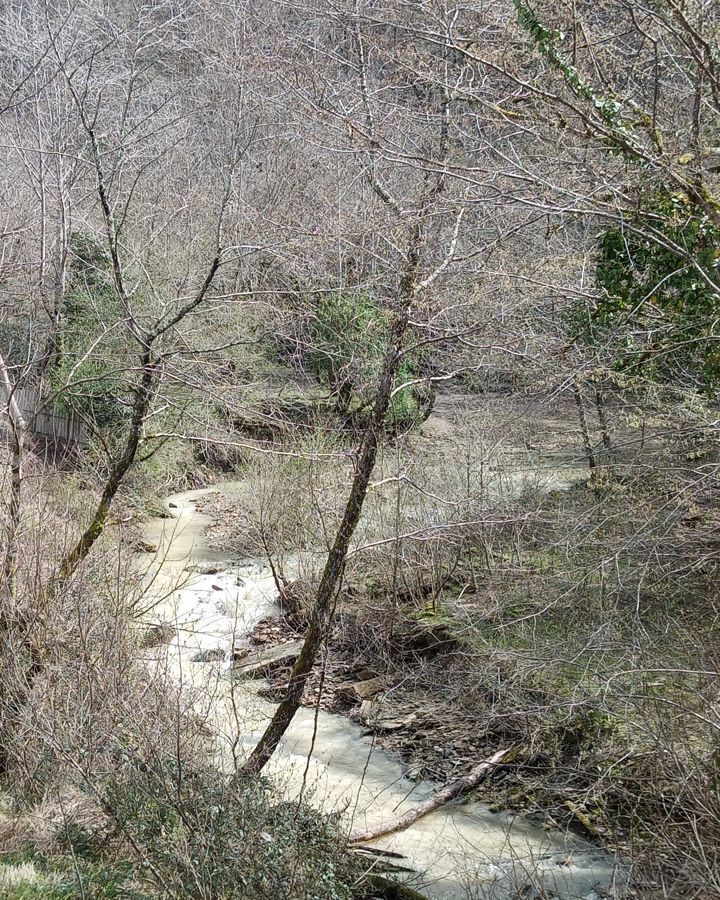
368 714 418 734
337 676 388 702
140 622 176 648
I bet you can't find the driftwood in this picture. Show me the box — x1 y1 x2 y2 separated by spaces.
232 640 303 679
348 748 511 844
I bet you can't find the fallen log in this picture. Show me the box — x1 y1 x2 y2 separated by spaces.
232 640 303 679
347 748 511 844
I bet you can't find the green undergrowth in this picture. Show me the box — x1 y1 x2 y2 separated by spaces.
0 854 136 899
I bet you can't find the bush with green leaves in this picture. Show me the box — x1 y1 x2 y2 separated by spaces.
0 853 135 900
51 230 130 430
567 190 720 393
305 293 431 428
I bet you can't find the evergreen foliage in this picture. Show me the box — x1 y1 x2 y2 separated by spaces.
567 191 720 391
52 230 130 430
306 293 428 428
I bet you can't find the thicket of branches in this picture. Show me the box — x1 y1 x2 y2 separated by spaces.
1 1 719 898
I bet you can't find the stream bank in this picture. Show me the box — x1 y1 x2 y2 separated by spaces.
136 485 628 900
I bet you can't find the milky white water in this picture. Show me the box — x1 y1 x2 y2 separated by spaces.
138 485 625 900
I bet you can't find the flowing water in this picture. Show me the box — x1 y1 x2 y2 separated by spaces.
139 484 625 900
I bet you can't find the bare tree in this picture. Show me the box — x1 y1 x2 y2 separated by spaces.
240 0 469 776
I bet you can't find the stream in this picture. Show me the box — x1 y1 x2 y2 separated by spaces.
138 484 625 900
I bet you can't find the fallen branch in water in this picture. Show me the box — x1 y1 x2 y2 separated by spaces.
347 748 512 844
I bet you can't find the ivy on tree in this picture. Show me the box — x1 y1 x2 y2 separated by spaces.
568 190 720 392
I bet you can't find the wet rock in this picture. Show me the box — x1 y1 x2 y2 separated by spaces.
190 647 226 662
126 538 158 553
232 640 303 679
211 583 223 591
184 564 226 575
168 502 178 508
257 684 288 701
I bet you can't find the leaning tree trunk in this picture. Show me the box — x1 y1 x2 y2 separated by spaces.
237 38 452 773
348 748 511 844
54 352 158 585
239 315 409 777
0 352 28 600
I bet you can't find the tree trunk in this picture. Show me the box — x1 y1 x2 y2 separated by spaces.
348 749 511 844
237 62 448 774
239 315 409 777
594 387 613 459
0 353 28 599
54 351 158 585
573 380 597 473
336 378 354 416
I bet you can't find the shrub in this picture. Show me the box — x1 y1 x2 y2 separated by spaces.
305 293 430 428
103 757 367 900
566 189 720 394
51 230 130 431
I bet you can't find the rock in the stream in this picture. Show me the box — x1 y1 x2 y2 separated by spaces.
184 564 226 575
257 684 288 702
190 647 226 662
140 622 176 648
232 640 303 679
126 538 158 553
